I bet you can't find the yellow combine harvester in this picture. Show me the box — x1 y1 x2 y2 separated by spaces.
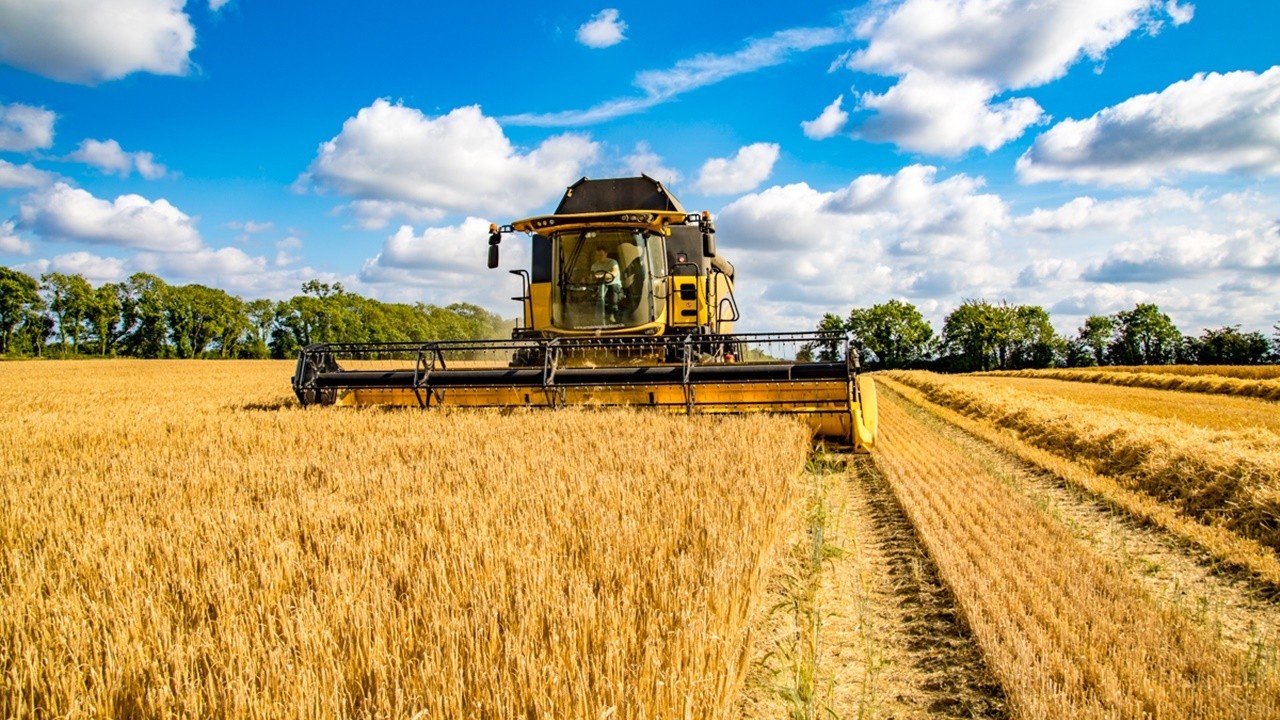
293 176 877 450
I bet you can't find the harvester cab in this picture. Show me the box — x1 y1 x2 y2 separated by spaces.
294 175 878 451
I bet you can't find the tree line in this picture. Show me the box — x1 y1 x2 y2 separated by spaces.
808 298 1279 371
0 266 514 359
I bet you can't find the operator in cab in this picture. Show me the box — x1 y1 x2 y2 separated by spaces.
590 245 623 323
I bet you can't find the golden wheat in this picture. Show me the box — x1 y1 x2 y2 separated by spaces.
983 367 1280 401
879 375 1280 590
872 384 1280 718
0 360 811 719
888 370 1280 552
964 375 1280 434
1083 364 1280 380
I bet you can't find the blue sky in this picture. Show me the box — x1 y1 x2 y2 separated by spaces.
1 0 1277 336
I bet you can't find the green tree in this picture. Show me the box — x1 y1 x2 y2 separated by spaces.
942 299 1005 372
41 272 94 354
243 298 276 358
165 284 246 358
1193 325 1272 365
845 299 935 369
1006 305 1064 369
1076 314 1114 366
85 282 124 356
120 273 171 358
0 266 42 355
1110 303 1183 365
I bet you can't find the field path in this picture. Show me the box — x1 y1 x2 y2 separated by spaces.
825 457 1006 718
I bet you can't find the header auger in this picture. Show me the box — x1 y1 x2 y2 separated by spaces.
293 175 877 450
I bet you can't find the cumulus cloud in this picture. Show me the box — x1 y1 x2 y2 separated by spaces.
274 236 302 267
1084 227 1280 283
0 102 55 151
577 9 627 49
1017 67 1280 186
135 246 267 277
621 143 682 187
856 72 1046 154
505 24 849 126
1016 188 1202 232
714 166 1010 328
359 217 526 308
845 0 1186 155
226 220 274 234
0 0 195 84
47 251 127 283
18 182 202 252
342 200 447 231
801 95 849 140
0 219 33 254
305 101 599 220
1016 258 1080 287
68 138 168 179
694 143 780 195
0 158 54 189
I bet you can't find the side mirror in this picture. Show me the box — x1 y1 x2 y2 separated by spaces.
699 211 716 257
487 226 501 269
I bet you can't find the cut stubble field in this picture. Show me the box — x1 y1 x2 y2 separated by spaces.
4 360 1280 718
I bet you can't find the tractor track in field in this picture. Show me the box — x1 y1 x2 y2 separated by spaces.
826 456 1007 719
884 383 1280 673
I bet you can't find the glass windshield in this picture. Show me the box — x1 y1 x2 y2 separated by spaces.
553 229 661 329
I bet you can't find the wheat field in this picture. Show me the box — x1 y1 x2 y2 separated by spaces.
6 360 1280 719
0 360 811 718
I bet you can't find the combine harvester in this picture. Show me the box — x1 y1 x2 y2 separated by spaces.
293 176 877 450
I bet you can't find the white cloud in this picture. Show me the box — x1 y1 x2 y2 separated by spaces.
305 101 599 219
857 72 1047 155
342 200 447 231
1016 188 1202 232
1084 227 1280 283
504 24 850 126
274 236 302 267
714 166 1010 329
0 102 55 151
209 0 231 11
621 143 681 187
1016 258 1080 287
18 182 202 252
0 0 195 84
845 0 1184 154
1165 1 1195 25
0 158 54 189
577 9 627 49
369 218 493 271
694 143 780 195
68 138 169 179
823 165 1009 250
135 243 267 278
801 95 849 140
0 219 33 254
47 251 126 283
359 217 527 308
227 220 275 234
1017 67 1280 186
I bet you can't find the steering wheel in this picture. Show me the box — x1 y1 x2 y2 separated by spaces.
591 270 616 284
